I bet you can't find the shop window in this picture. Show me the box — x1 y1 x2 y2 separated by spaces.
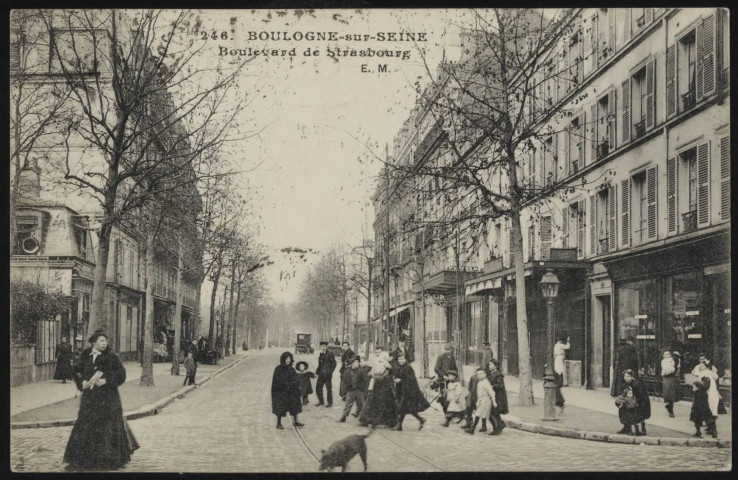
662 271 705 376
616 278 658 377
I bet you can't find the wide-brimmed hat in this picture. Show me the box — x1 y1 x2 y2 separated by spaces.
445 369 458 377
349 355 361 364
296 361 309 371
319 341 328 346
443 343 453 351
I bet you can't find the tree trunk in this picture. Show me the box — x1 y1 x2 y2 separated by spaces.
220 284 228 358
225 258 237 356
364 262 372 360
171 240 184 376
422 284 429 378
194 278 202 338
140 231 156 386
232 282 242 353
510 209 534 405
89 218 114 337
208 266 222 346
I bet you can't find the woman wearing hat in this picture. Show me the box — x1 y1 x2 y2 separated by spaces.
391 352 429 431
63 330 139 470
616 369 650 435
271 351 304 429
660 351 678 417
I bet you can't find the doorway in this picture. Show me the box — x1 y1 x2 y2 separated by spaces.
599 295 612 388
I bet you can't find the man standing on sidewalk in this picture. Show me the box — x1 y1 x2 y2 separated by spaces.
481 342 494 369
390 334 414 366
315 341 336 407
339 341 355 401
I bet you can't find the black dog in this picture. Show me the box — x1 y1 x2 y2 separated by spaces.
318 430 373 472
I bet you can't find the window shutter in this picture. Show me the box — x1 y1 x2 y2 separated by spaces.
577 201 586 259
621 78 631 144
527 224 535 261
666 44 677 118
608 9 616 57
696 14 717 99
623 10 632 43
697 142 711 226
646 166 657 240
589 194 597 255
666 157 677 233
578 112 586 168
608 89 617 150
608 184 617 252
562 206 569 248
590 14 599 70
540 216 552 260
590 103 598 160
11 41 21 73
621 178 630 247
644 8 653 25
560 129 568 181
720 136 730 220
645 58 656 130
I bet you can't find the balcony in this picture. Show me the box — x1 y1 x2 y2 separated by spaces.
634 119 646 139
571 159 579 174
682 210 697 233
682 86 696 111
596 141 610 160
635 15 646 28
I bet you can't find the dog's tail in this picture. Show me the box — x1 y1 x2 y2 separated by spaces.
360 429 375 439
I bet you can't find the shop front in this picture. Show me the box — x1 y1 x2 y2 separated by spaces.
604 230 731 402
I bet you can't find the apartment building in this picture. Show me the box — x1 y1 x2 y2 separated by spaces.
464 8 730 398
10 11 203 385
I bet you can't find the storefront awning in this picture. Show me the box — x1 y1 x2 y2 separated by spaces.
390 305 410 317
465 276 502 296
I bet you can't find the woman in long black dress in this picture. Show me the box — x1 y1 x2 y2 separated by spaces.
487 358 508 434
271 351 304 429
54 335 74 383
63 330 139 470
359 351 397 428
391 352 429 431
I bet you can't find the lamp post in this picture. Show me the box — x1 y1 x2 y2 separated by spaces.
540 269 560 421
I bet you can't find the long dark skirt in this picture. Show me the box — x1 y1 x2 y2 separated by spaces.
690 390 713 425
359 376 397 427
64 388 139 470
661 375 679 404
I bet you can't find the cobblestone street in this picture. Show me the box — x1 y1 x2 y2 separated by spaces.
11 351 732 472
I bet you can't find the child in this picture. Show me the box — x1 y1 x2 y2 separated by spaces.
338 356 367 422
487 359 508 435
614 386 638 435
440 370 469 427
690 377 717 438
296 361 316 405
183 351 197 386
465 368 496 435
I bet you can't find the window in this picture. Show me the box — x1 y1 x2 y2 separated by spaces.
128 250 135 286
13 216 39 255
494 223 501 258
632 170 648 244
631 66 647 138
616 278 659 377
568 32 583 88
50 29 100 74
597 189 609 254
76 228 87 259
527 224 535 261
632 8 646 29
568 114 584 174
36 318 60 364
678 30 697 111
543 136 555 185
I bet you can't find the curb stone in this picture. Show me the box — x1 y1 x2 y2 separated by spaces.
10 354 249 429
501 414 730 448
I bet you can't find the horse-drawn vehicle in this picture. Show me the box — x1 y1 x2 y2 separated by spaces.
295 332 314 354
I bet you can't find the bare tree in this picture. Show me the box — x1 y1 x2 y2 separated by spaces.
38 9 250 336
378 9 611 404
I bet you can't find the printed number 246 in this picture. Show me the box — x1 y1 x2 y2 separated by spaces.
201 31 229 40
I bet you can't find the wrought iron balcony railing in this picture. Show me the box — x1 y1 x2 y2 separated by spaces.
634 119 646 139
682 210 697 233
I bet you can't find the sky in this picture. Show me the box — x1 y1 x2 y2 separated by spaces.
192 9 472 306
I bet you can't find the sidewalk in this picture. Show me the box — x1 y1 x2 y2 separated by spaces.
11 352 248 423
458 364 731 443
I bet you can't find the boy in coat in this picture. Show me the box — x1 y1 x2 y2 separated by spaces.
338 356 367 422
296 361 316 405
440 370 468 427
464 368 496 435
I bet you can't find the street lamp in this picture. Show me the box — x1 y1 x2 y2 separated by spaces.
540 269 560 422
